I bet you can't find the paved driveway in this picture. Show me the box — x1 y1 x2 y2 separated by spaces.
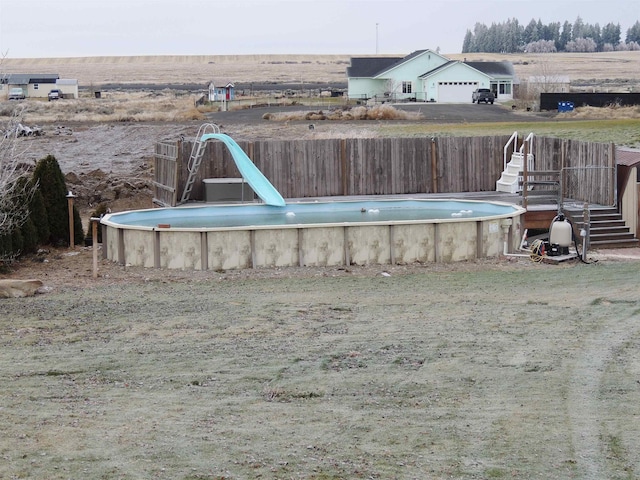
207 103 551 125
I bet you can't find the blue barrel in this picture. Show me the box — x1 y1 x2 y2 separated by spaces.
558 101 574 112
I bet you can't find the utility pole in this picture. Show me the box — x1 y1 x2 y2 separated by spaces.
376 23 379 54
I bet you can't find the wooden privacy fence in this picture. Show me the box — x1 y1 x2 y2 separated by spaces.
153 135 616 206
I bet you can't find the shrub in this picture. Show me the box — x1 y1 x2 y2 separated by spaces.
28 188 50 246
32 155 84 246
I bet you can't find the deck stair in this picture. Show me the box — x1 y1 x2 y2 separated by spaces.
497 152 535 193
180 123 220 204
564 207 639 249
496 132 535 193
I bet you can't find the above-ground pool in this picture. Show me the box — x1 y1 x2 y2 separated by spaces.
101 199 525 270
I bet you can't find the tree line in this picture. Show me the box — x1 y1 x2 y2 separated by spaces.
462 17 640 53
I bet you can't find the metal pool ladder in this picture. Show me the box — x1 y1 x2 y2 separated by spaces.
180 123 220 203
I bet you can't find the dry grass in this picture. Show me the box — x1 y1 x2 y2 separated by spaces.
558 104 640 119
2 256 640 479
263 104 424 122
1 91 216 124
1 54 352 86
3 51 639 88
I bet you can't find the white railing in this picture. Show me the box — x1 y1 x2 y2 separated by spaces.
503 131 518 170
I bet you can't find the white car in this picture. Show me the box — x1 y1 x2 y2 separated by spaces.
9 87 25 100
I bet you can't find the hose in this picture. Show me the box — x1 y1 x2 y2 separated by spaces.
529 239 546 263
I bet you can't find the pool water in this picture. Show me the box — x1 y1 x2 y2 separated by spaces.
108 200 518 229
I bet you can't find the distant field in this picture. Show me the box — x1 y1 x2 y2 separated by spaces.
3 51 640 88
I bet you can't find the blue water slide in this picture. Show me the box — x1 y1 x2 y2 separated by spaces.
200 133 286 207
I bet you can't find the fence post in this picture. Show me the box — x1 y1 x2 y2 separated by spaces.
430 138 437 193
341 139 348 196
522 140 529 208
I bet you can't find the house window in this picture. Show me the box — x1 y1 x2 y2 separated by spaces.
498 83 512 95
34 84 39 90
402 81 412 94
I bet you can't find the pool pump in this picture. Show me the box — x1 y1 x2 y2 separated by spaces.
548 214 572 256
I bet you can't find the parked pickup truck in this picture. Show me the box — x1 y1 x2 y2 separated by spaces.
472 88 495 104
48 89 63 101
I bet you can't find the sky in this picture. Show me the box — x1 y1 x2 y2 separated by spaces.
0 0 637 58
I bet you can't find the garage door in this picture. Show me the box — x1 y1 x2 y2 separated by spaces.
437 82 478 103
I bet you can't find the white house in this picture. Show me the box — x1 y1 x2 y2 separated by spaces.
347 49 516 103
1 74 78 99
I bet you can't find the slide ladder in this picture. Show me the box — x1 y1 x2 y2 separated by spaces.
496 132 535 193
180 123 220 203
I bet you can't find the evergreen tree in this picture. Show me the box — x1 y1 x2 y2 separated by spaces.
460 16 638 53
584 23 602 49
547 22 561 45
28 187 49 246
19 217 38 254
602 23 621 47
13 177 40 254
572 16 585 40
0 233 12 263
558 21 572 51
32 155 82 247
472 22 490 52
626 21 640 43
505 18 523 53
462 29 473 53
523 19 539 44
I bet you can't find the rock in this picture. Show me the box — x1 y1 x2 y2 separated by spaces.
0 279 45 298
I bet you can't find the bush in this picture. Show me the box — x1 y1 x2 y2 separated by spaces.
32 155 84 246
28 188 50 246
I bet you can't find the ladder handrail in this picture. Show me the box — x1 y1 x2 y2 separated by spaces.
187 123 220 172
520 132 535 174
503 131 518 170
519 132 534 155
181 123 221 203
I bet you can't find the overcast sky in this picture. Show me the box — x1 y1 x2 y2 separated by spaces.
0 0 637 58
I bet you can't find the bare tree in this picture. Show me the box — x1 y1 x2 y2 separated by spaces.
517 60 568 109
0 105 37 238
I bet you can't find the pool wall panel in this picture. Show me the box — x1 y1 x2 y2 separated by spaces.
159 231 202 270
392 224 436 264
348 225 391 265
254 229 299 268
207 231 252 270
300 227 345 267
124 229 155 268
435 222 478 262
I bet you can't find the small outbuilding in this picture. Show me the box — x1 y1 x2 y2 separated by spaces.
617 147 640 239
208 80 235 102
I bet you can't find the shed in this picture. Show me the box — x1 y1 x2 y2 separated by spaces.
617 147 640 238
208 80 235 102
